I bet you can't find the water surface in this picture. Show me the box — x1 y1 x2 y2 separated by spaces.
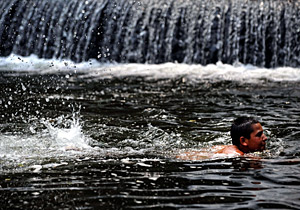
0 55 300 209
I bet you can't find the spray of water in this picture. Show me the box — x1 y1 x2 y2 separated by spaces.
0 109 93 172
41 111 92 151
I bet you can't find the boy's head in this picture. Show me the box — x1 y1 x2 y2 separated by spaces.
231 117 267 153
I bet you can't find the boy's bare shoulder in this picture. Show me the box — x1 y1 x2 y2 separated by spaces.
214 145 244 155
176 145 244 161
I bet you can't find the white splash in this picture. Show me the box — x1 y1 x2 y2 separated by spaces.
0 113 93 172
42 115 92 151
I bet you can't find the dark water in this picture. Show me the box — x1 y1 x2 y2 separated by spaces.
1 0 300 67
0 61 300 209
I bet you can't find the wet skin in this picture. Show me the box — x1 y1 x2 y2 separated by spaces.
177 123 268 160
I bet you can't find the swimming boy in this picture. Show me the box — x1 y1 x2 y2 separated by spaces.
177 117 268 160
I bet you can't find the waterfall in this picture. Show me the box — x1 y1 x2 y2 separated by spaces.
0 0 300 67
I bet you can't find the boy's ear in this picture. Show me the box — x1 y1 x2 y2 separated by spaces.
240 136 248 146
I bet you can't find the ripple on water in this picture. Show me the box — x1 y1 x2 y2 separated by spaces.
0 60 300 208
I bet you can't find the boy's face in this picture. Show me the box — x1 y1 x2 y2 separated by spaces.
246 123 268 152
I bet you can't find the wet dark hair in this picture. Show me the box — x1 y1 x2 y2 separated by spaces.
230 117 259 146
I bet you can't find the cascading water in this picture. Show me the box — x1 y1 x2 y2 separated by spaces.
0 0 300 67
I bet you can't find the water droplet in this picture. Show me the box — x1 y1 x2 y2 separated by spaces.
21 83 27 91
30 126 36 134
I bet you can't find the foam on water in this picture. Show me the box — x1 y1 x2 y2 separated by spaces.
0 54 103 72
1 54 300 82
82 62 300 83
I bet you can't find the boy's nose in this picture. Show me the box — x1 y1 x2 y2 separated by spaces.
262 134 267 141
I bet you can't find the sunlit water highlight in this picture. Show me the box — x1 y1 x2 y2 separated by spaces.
0 54 300 209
